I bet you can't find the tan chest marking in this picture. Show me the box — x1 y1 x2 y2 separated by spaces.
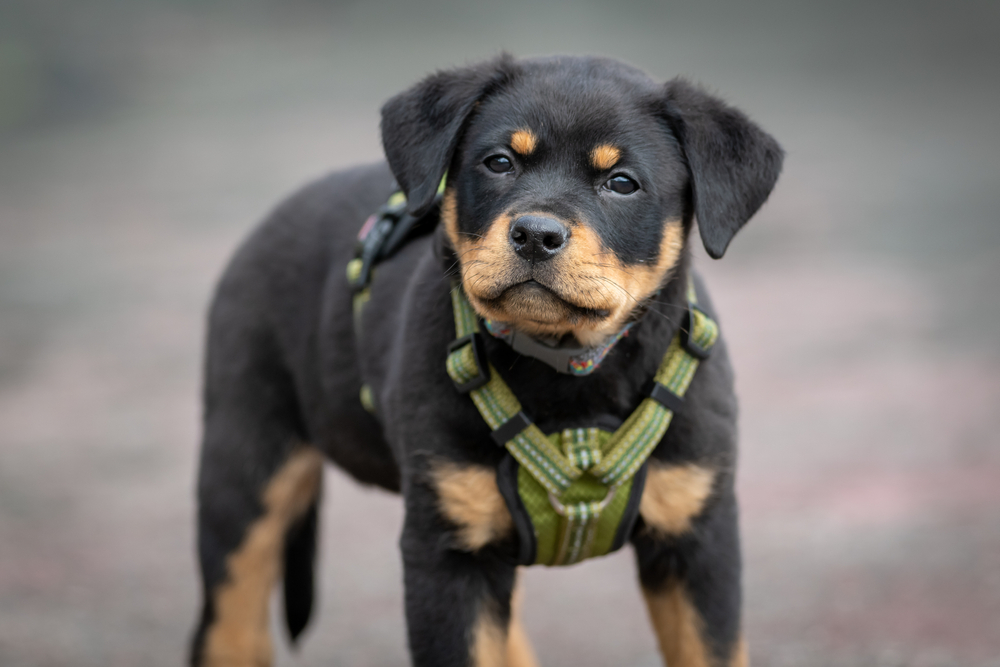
640 462 715 535
431 462 514 551
590 144 621 170
202 447 323 667
510 129 538 156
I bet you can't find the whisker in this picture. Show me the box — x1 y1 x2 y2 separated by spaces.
591 276 686 323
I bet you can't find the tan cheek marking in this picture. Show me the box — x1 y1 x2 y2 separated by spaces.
639 462 715 535
202 447 324 667
642 582 713 667
613 218 685 301
510 129 538 156
655 219 686 283
442 187 512 292
556 219 684 347
441 189 540 330
432 462 514 551
464 214 513 278
591 144 621 170
506 579 539 667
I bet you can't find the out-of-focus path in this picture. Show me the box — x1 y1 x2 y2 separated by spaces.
0 2 998 665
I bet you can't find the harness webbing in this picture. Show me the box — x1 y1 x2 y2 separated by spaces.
446 281 718 565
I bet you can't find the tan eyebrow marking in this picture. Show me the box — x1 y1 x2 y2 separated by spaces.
591 144 621 170
510 129 538 156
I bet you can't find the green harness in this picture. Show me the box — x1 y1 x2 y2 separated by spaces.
349 192 719 566
445 284 718 565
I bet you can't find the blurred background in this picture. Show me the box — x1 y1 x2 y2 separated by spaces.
1 0 998 665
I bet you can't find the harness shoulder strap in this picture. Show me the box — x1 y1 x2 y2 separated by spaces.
448 288 582 495
589 284 718 485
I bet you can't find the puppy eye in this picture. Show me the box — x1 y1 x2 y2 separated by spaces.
605 174 639 195
485 155 514 173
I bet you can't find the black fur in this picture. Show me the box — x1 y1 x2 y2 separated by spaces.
191 54 782 666
662 78 784 259
381 54 519 218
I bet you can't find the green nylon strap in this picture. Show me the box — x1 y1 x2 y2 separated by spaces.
562 427 604 470
448 287 581 495
347 259 374 412
446 281 719 565
348 182 446 415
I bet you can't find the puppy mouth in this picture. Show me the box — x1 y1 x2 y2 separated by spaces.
478 279 611 324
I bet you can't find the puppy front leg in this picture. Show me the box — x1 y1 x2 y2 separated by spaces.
400 499 523 667
634 489 747 667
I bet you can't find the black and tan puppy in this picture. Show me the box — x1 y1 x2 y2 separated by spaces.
191 54 782 667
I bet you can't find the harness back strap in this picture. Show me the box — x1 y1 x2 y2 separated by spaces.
446 281 719 565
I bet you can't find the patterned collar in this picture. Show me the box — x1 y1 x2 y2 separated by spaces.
481 318 634 376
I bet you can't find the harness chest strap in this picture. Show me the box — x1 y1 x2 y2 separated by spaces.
445 281 719 565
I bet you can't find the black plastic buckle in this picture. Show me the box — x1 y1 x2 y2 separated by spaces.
447 333 490 393
649 382 684 413
681 305 712 360
351 191 444 293
508 331 587 374
491 411 532 446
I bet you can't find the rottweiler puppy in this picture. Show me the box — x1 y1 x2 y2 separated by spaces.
191 54 782 667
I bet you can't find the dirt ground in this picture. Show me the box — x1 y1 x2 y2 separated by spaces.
1 1 998 665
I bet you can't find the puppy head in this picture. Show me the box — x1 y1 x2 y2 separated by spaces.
382 55 783 346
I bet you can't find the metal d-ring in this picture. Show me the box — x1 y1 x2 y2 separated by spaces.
546 483 621 517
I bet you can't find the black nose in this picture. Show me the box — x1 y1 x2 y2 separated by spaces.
509 216 570 263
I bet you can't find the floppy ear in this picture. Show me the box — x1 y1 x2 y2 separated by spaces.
663 78 784 259
381 55 518 217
